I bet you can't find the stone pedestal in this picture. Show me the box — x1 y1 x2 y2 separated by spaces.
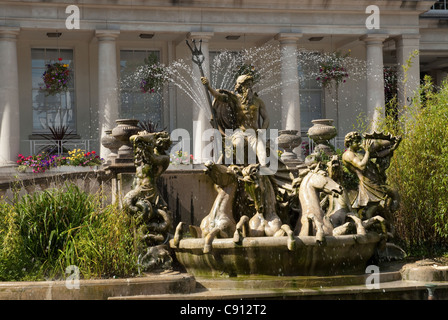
110 119 140 164
101 129 122 165
305 119 337 166
104 164 136 206
277 129 303 168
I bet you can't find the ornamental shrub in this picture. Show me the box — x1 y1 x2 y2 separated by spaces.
381 76 448 254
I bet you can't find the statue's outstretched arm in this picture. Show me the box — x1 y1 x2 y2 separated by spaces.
201 77 228 101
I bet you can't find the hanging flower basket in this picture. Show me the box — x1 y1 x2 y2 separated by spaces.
41 58 71 96
139 54 168 94
316 50 350 88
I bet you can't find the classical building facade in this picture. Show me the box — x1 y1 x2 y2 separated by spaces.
0 0 447 165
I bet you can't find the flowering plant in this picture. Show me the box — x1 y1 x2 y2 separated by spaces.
170 150 194 165
41 58 71 96
66 149 103 166
17 149 103 173
139 54 168 94
17 153 58 173
316 50 350 88
301 141 310 157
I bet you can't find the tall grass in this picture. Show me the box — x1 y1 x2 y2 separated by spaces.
0 202 29 280
63 203 139 279
380 76 448 255
0 183 139 281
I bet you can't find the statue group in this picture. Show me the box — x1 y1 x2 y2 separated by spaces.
124 72 403 273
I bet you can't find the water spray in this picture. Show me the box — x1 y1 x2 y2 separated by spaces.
186 39 218 131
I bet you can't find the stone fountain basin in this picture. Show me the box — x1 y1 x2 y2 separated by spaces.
170 232 381 277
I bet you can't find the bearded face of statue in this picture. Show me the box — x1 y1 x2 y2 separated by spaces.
240 81 254 105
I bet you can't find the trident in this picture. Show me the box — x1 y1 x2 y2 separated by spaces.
186 39 218 131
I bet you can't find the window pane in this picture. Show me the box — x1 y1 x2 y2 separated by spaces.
300 91 323 131
298 58 323 132
31 49 46 68
32 68 45 88
119 50 163 126
31 48 76 133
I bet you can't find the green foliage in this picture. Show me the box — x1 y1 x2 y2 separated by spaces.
380 76 448 254
15 184 96 264
0 184 139 281
65 203 139 279
0 202 29 280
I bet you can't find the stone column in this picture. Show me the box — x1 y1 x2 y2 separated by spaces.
188 32 214 163
360 34 388 131
96 30 120 159
396 34 420 108
0 27 20 166
275 33 303 161
275 33 302 132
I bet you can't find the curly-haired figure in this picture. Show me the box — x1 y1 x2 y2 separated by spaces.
201 74 270 166
342 131 386 219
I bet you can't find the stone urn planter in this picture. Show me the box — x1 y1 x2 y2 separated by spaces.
277 129 302 163
111 119 140 163
101 129 122 165
307 119 337 157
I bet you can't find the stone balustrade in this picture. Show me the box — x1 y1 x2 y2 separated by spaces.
0 166 216 227
0 169 109 202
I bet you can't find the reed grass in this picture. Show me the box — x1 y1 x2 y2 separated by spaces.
0 183 138 281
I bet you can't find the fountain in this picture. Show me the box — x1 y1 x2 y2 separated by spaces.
110 41 403 281
168 126 402 277
165 41 402 279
